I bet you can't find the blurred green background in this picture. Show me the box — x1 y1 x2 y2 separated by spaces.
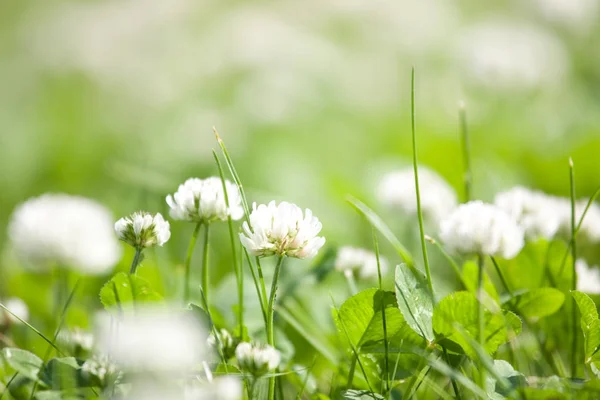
1 0 600 338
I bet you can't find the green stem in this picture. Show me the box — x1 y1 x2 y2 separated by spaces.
244 250 267 323
344 271 358 296
183 222 203 305
410 67 434 296
267 256 284 400
201 224 211 306
129 248 143 275
569 158 578 378
459 102 472 202
256 257 270 317
443 346 462 400
476 254 486 388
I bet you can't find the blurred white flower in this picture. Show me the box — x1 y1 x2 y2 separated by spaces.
439 200 525 259
207 328 238 360
494 186 561 239
533 0 599 31
95 307 207 372
576 259 600 295
458 21 567 90
554 199 600 243
186 376 243 400
82 354 120 388
57 328 94 355
235 342 281 377
335 246 388 279
115 211 171 248
166 177 244 223
239 201 325 259
377 167 457 225
0 298 29 325
7 194 121 274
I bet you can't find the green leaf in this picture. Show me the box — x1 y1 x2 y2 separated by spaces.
495 239 548 291
507 288 565 319
39 357 91 389
486 359 526 398
99 272 163 311
394 264 435 342
342 389 385 399
432 291 510 358
572 290 599 327
2 348 44 382
572 291 600 362
462 261 500 303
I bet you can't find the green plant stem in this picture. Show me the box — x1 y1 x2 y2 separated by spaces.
0 372 18 400
459 102 472 202
183 222 203 305
410 67 434 296
569 158 578 378
256 257 270 318
129 248 143 275
201 224 211 306
476 254 486 388
489 256 513 299
267 256 285 400
372 227 390 392
244 250 267 323
443 346 462 400
344 272 358 296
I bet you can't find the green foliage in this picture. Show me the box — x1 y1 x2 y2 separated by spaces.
394 263 435 342
432 291 515 358
572 290 600 370
2 348 44 383
99 272 163 312
506 288 565 320
342 389 384 399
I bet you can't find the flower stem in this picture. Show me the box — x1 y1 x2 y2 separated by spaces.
344 270 358 296
201 224 211 307
184 222 203 305
569 158 578 378
267 256 284 400
476 253 486 387
410 67 434 296
129 248 143 275
459 102 472 202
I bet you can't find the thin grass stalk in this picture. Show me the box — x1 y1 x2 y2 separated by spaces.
459 102 472 202
214 150 244 331
267 256 285 400
0 372 18 400
569 158 578 378
244 250 267 323
344 271 358 296
477 253 486 388
410 67 434 295
372 227 390 392
201 224 211 306
183 222 203 305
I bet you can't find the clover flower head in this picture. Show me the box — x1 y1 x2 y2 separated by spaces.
377 167 457 225
82 354 120 388
166 177 244 223
439 200 525 259
576 259 600 295
494 186 561 239
335 246 388 279
0 298 29 326
235 342 281 377
114 211 171 249
7 193 121 274
57 327 94 356
207 328 239 360
239 201 325 259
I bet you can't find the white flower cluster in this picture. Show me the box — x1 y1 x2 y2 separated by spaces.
377 167 457 225
114 211 171 249
439 201 525 259
95 308 207 372
335 246 388 279
494 186 561 239
207 328 238 360
576 259 600 295
185 376 242 400
8 194 121 274
0 298 29 326
235 342 281 377
82 354 120 388
57 327 94 355
240 201 325 259
166 177 244 223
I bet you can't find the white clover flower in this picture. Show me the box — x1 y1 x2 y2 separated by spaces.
494 186 561 239
185 376 243 400
114 211 171 249
166 177 244 223
207 328 238 360
439 201 525 259
7 194 121 274
57 327 94 355
82 354 120 388
95 307 207 372
377 167 457 225
0 298 29 325
335 246 388 280
576 259 600 295
239 201 325 259
235 342 281 377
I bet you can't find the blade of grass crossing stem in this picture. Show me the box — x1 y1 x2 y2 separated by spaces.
459 102 472 202
0 303 62 354
407 365 430 400
214 150 244 331
0 372 18 400
569 158 579 378
184 222 203 305
425 235 467 289
410 67 434 296
198 287 229 369
330 294 374 393
372 228 390 392
244 249 267 323
346 195 414 266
